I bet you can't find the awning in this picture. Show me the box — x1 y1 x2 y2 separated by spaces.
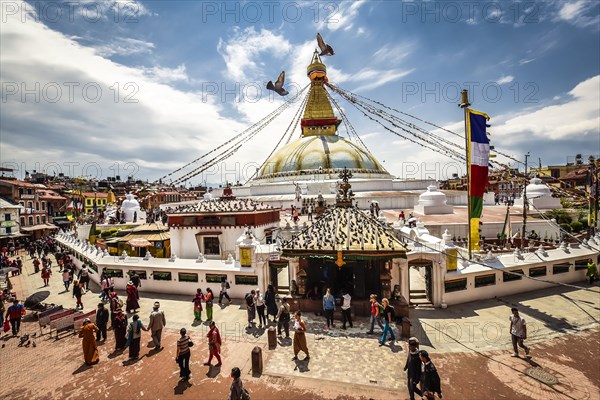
21 223 58 232
195 231 222 236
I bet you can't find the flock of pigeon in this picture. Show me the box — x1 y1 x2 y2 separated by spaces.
283 206 405 252
266 33 335 97
168 198 275 214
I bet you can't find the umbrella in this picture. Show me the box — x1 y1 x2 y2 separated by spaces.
24 291 50 308
0 266 18 275
127 238 152 247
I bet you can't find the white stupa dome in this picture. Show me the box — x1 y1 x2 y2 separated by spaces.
523 177 553 198
418 184 448 206
514 176 561 210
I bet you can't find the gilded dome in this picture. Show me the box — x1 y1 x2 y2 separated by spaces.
255 135 391 180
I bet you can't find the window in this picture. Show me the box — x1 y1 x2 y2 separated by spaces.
503 269 523 282
221 216 236 226
553 263 571 274
36 202 40 210
103 268 124 278
127 270 147 280
475 274 496 288
235 275 258 285
206 274 226 283
153 271 172 281
20 217 25 226
28 201 33 209
86 199 92 206
36 216 40 225
4 213 10 221
203 237 220 255
42 202 46 210
529 266 547 277
88 263 98 273
5 227 11 234
42 216 46 224
200 216 219 226
444 278 467 292
178 272 199 283
28 216 33 225
574 260 588 271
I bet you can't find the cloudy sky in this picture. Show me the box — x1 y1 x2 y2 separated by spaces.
1 0 599 185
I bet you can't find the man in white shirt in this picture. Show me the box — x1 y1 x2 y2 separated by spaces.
341 290 353 329
509 307 530 357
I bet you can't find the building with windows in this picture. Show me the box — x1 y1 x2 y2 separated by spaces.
0 179 58 237
80 192 109 214
0 197 20 238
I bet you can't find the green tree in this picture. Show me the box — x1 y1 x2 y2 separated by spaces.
545 209 572 224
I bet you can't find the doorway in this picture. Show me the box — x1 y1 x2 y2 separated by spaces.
408 259 433 306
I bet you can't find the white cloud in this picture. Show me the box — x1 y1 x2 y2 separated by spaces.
352 68 415 92
497 75 514 85
217 27 292 82
373 42 414 65
493 75 600 140
556 0 599 28
141 64 188 83
519 58 536 66
94 37 155 57
316 0 367 32
0 8 258 181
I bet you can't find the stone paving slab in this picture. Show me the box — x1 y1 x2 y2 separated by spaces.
264 330 407 390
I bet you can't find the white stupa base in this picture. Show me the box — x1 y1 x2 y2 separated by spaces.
514 197 562 210
414 204 454 215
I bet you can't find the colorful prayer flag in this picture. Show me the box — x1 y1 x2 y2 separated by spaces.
467 109 490 251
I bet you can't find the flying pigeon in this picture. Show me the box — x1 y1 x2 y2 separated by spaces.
317 33 334 56
266 71 289 96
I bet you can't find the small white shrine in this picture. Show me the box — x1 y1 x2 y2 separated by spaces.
121 193 141 222
514 177 562 210
414 184 454 215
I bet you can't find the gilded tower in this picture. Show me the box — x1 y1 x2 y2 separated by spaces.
301 51 341 137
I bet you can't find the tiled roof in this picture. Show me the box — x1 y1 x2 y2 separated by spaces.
282 206 407 253
166 199 278 214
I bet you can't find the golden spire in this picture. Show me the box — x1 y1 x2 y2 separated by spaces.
301 50 340 137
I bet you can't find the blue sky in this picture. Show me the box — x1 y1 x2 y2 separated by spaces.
1 0 599 184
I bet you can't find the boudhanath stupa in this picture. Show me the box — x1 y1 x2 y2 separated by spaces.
211 51 491 212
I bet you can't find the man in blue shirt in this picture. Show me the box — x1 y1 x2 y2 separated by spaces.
323 288 335 329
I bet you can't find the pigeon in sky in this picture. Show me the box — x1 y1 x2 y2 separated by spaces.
266 71 289 96
317 33 334 56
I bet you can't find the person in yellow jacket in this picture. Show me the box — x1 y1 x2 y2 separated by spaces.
586 258 598 284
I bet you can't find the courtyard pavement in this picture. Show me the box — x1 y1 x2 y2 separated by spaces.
2 250 599 399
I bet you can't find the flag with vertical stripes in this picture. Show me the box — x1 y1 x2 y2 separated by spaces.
467 109 490 251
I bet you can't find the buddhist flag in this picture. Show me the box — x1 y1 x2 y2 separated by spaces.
467 109 490 251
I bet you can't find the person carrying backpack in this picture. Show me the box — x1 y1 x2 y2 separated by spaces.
379 298 396 346
277 296 291 338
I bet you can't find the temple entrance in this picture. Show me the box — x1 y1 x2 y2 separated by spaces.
303 258 385 300
408 259 433 306
269 261 290 295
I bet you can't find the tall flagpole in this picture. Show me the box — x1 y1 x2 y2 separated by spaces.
460 89 472 260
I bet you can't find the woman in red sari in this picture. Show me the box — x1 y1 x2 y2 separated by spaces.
203 321 222 367
79 318 99 365
126 281 139 313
